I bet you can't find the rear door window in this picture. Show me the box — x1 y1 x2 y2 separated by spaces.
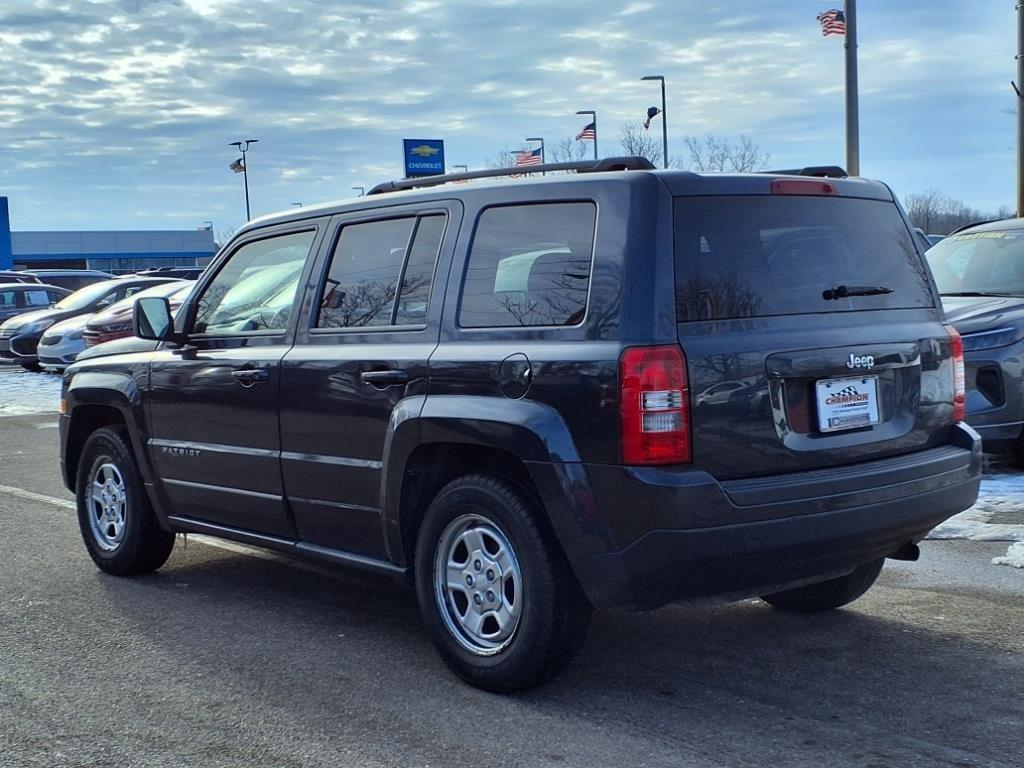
23 289 51 307
674 196 935 320
459 202 596 328
316 214 446 329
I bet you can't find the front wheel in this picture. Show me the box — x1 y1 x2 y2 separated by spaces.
761 559 884 614
76 426 175 575
414 475 591 693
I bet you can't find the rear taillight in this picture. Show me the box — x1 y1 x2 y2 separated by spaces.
946 325 966 423
619 345 691 465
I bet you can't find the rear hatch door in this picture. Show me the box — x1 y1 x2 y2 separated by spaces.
673 185 957 480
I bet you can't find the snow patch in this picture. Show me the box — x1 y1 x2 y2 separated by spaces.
992 541 1024 569
928 473 1024 542
0 368 63 416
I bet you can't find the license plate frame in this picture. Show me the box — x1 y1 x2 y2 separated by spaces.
815 375 880 433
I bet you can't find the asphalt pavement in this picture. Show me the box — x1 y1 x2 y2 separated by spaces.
1 368 1023 768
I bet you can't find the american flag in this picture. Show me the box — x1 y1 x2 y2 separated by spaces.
643 106 661 130
229 157 245 173
514 147 543 166
575 122 596 141
816 9 846 36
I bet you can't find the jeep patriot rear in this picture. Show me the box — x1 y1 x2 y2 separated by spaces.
60 159 982 692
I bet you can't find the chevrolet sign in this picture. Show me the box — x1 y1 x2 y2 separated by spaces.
403 138 445 178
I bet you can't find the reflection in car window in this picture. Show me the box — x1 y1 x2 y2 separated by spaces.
193 231 314 334
459 203 596 328
317 214 445 329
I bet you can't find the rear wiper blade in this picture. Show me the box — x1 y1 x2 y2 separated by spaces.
822 285 894 301
940 291 1020 297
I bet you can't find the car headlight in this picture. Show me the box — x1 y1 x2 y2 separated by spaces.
12 319 54 336
960 326 1021 352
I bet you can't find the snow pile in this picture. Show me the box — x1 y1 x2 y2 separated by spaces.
0 369 63 416
992 542 1024 569
928 472 1024 542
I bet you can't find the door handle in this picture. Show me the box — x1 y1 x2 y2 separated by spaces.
231 368 269 386
360 369 409 386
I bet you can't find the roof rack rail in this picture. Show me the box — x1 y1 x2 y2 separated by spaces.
367 156 656 195
764 165 848 179
948 219 998 235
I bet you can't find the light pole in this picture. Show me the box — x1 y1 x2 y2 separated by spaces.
229 139 258 220
352 186 365 197
451 164 468 174
291 202 302 208
575 110 597 159
201 220 213 230
641 75 668 168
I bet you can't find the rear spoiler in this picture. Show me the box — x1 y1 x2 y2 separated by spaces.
762 166 848 179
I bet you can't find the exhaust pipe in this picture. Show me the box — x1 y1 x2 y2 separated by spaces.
888 542 920 561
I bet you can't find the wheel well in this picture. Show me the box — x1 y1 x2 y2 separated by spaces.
397 443 542 566
66 405 126 491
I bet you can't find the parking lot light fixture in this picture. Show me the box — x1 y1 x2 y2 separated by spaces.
228 139 258 220
641 76 668 168
352 186 365 197
575 111 597 160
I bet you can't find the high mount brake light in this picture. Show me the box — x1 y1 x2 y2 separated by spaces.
770 179 838 196
945 325 966 423
619 345 691 465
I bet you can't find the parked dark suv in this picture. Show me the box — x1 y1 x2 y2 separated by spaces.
59 159 981 692
925 217 1024 465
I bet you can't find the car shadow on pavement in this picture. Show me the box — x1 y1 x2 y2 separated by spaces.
97 543 1023 766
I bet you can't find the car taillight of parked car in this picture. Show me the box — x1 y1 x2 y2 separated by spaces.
945 325 966 423
619 345 691 465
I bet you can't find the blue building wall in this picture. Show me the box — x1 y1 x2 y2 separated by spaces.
0 196 216 271
0 197 12 270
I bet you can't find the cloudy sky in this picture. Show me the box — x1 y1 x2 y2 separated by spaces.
0 0 1016 234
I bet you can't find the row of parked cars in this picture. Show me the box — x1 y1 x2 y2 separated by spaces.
0 268 199 371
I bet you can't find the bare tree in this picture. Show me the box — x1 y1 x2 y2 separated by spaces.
903 190 1008 235
548 138 590 163
683 135 771 172
618 120 664 167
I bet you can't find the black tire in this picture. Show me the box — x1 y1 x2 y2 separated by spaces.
19 361 42 372
761 559 884 614
76 426 175 576
414 474 591 693
1010 438 1024 470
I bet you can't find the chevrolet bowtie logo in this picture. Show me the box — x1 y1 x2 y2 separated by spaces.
410 144 440 157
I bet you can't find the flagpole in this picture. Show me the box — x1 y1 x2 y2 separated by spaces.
844 0 860 175
1016 2 1024 216
229 139 258 221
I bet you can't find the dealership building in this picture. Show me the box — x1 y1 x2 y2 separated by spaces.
0 196 216 273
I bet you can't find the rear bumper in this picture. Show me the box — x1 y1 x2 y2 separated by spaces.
539 424 983 611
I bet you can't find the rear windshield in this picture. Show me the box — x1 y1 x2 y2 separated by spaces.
674 196 935 320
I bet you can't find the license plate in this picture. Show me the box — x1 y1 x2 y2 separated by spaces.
815 376 880 433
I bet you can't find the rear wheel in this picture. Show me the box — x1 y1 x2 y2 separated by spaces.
76 427 175 575
1010 437 1024 469
19 361 42 372
414 474 591 693
761 559 884 613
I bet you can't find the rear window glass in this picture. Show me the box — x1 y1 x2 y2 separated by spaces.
460 202 595 328
674 196 935 320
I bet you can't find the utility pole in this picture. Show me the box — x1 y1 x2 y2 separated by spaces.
1016 3 1024 215
844 0 860 175
229 139 258 220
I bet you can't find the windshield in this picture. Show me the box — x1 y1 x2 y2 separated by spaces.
102 280 188 316
53 280 118 310
925 230 1024 296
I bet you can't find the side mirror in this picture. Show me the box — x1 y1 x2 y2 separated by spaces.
134 297 174 341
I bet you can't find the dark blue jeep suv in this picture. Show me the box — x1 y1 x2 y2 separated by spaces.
59 159 981 691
